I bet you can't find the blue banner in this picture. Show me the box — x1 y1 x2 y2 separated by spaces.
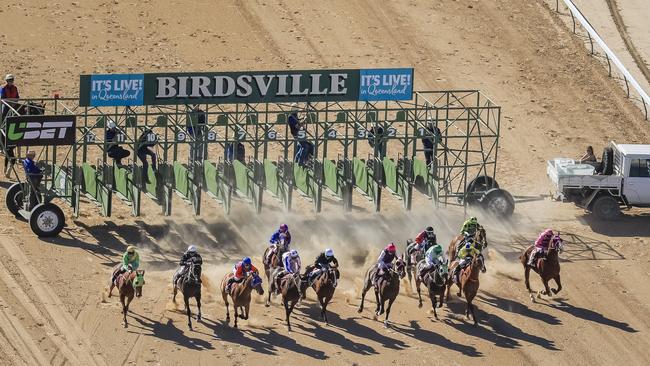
358 68 413 101
89 74 144 106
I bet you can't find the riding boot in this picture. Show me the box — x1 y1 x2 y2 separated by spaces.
527 252 536 267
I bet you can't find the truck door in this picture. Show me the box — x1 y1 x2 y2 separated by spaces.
625 158 650 204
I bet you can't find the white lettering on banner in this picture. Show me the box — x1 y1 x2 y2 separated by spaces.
236 75 253 97
276 74 289 96
254 75 275 96
290 74 309 96
214 76 236 97
310 74 328 95
191 76 211 98
177 76 189 98
157 77 177 98
330 74 348 95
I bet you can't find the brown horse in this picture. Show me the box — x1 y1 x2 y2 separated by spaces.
520 234 564 301
304 266 339 324
447 227 488 263
447 255 482 326
220 271 264 328
415 260 448 320
358 257 406 327
262 242 287 294
108 268 145 328
268 271 308 332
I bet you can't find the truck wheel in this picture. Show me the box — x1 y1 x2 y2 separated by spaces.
481 188 515 218
29 203 65 237
591 195 620 220
5 183 24 217
466 176 499 204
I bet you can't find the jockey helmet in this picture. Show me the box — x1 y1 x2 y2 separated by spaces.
386 243 397 253
242 257 252 266
5 74 14 81
290 249 299 258
126 245 136 254
187 245 197 253
542 229 554 238
280 224 288 232
107 119 117 129
325 248 334 258
406 239 413 244
469 217 478 223
426 226 435 234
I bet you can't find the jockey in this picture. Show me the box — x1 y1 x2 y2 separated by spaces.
373 243 397 286
267 224 292 261
528 229 555 267
460 216 481 236
226 257 258 293
112 245 140 284
306 248 339 286
418 244 445 280
414 226 437 252
173 245 202 285
452 241 482 282
271 249 302 294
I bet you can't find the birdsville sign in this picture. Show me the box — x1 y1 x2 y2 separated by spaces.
79 68 414 106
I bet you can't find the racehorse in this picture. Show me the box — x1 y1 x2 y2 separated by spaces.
358 257 406 327
447 255 483 326
269 271 308 332
520 234 564 301
406 244 425 289
172 261 202 330
304 266 339 324
262 240 287 294
447 227 488 263
415 260 448 320
220 271 264 328
108 267 145 328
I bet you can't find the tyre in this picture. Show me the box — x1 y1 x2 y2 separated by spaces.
5 182 24 217
480 188 515 218
591 195 620 220
29 203 65 237
466 176 499 204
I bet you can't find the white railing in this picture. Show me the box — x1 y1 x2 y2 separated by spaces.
555 0 650 119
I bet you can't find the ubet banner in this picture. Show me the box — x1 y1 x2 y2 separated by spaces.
4 115 76 146
79 68 413 106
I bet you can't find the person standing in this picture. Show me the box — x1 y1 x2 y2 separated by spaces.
1 74 19 121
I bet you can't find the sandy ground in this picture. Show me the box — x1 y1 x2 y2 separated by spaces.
1 0 650 365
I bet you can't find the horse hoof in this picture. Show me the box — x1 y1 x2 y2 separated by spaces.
265 303 270 308
357 308 362 314
418 303 423 309
123 323 127 328
383 321 389 328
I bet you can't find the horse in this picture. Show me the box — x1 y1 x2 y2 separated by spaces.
268 271 308 332
406 242 425 289
172 261 202 330
108 267 145 328
447 226 488 263
415 260 448 320
220 271 264 328
262 241 287 295
447 255 483 326
304 266 339 324
358 257 406 327
520 234 564 301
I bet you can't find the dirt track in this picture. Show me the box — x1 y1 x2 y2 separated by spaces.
1 1 650 365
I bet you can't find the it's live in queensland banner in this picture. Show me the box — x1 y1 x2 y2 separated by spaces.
79 68 414 107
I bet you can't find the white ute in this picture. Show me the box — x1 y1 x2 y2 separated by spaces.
547 142 650 219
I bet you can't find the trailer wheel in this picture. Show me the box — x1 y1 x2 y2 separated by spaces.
466 176 499 203
481 188 515 218
591 195 620 220
29 203 65 237
5 183 24 217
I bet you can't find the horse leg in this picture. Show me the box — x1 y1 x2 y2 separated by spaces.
322 296 331 325
196 294 202 322
234 306 239 328
542 278 552 297
244 303 251 321
184 296 192 330
431 295 439 320
552 274 562 295
120 295 128 328
172 284 177 303
284 299 293 332
416 278 423 308
265 280 273 307
357 281 369 313
384 297 395 328
524 266 534 301
374 289 383 316
108 282 115 298
468 300 478 326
